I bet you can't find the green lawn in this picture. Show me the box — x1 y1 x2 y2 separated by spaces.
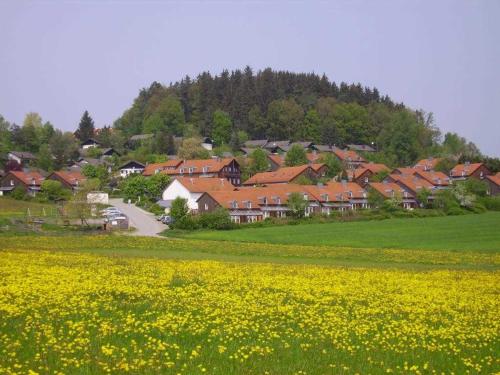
0 197 57 217
173 212 500 252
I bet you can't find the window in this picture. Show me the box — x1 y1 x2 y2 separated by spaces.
364 177 368 183
230 200 238 209
10 180 14 186
246 201 252 209
179 168 185 174
204 203 208 210
202 166 209 173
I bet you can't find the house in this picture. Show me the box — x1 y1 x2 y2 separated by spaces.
119 161 145 178
333 148 366 169
197 184 320 222
368 181 417 209
160 158 242 186
0 170 44 196
310 163 328 178
449 162 491 181
7 151 36 166
161 177 235 213
267 154 284 171
391 167 418 176
304 182 369 213
81 138 101 149
315 145 336 153
243 165 317 186
353 163 390 187
385 174 435 203
244 139 269 148
47 171 86 191
347 144 376 153
413 170 451 189
485 173 500 196
101 148 120 158
201 137 214 151
263 140 290 153
143 160 183 176
282 141 317 152
70 157 112 173
414 157 442 171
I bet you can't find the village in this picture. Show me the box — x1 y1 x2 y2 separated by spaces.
1 135 499 227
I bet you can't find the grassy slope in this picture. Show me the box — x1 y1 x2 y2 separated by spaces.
173 212 500 252
0 197 56 217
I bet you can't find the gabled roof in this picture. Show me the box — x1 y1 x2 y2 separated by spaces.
333 149 366 163
174 177 235 193
450 163 484 177
369 182 414 198
102 148 120 156
243 165 311 185
49 171 86 186
264 140 290 149
81 138 100 145
315 145 336 152
347 144 375 152
414 157 442 171
310 163 327 173
413 170 451 187
167 158 236 175
119 160 145 170
391 167 418 176
143 160 183 176
7 170 44 186
267 154 285 167
9 151 36 160
244 139 268 148
354 163 390 179
201 184 317 209
388 174 434 193
486 172 500 187
304 182 367 202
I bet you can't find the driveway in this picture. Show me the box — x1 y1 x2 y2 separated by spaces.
108 198 167 236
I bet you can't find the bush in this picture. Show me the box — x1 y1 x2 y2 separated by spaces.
173 215 199 230
478 196 500 211
446 206 466 216
11 187 28 201
198 208 234 230
470 202 487 214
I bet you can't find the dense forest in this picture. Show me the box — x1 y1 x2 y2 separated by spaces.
0 67 497 172
113 67 484 166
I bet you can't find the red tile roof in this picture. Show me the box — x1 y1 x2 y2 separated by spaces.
310 163 327 173
333 149 366 163
267 154 285 167
413 170 451 187
486 172 500 186
175 177 235 193
9 171 44 186
243 165 311 185
354 163 390 179
388 174 434 193
369 182 414 198
414 157 442 171
391 167 418 176
304 182 367 202
450 163 484 177
50 171 86 187
143 160 183 176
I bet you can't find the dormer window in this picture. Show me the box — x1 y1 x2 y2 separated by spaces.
230 200 238 209
321 194 329 202
461 171 465 176
246 201 252 209
202 166 209 173
189 167 194 174
348 191 353 198
303 194 308 200
179 168 185 174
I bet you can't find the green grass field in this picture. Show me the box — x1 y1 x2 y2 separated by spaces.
0 197 57 218
173 212 500 252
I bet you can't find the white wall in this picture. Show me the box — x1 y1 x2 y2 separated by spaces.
120 167 144 178
162 179 200 211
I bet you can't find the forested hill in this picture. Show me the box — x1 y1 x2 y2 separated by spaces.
114 67 443 165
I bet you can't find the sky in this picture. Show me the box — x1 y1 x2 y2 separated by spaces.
0 0 499 156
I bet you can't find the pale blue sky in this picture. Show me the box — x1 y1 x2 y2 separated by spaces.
0 1 499 156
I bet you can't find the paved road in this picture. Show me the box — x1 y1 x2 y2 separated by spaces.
108 198 167 236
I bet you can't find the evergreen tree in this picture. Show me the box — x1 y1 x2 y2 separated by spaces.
76 110 95 141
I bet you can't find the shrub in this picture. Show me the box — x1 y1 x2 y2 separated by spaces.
173 215 199 230
446 206 466 216
198 208 233 230
11 187 28 201
478 196 500 211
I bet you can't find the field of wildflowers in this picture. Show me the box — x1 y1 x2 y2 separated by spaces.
0 240 498 374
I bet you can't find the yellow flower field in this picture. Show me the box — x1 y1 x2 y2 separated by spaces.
0 248 498 374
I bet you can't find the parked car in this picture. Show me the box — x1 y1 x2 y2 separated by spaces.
161 216 174 225
156 214 167 221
